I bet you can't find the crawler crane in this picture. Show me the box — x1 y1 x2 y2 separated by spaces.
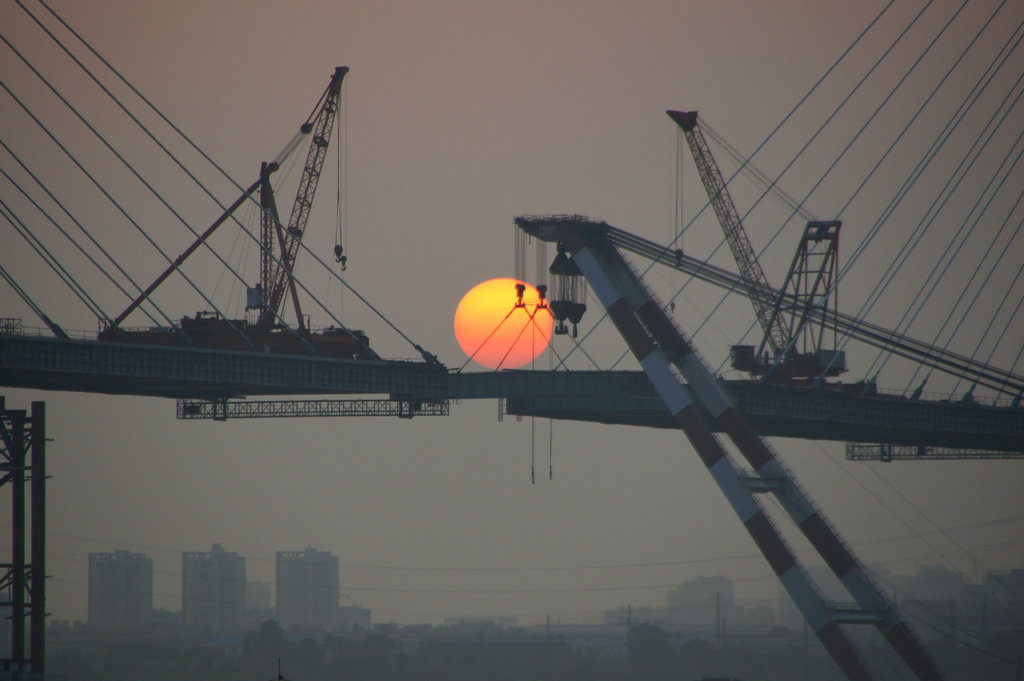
102 67 374 360
668 110 845 382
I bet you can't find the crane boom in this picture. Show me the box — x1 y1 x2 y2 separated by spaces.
257 66 348 328
667 110 790 356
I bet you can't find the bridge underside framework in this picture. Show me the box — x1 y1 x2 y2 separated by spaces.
1 335 1022 458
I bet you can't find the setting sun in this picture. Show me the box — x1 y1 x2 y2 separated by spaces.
454 278 553 369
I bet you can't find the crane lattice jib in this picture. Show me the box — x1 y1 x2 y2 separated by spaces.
259 66 348 327
668 111 790 356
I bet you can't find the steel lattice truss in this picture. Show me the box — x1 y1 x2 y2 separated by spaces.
176 397 449 420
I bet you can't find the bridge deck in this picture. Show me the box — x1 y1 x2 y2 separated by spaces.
2 335 1021 451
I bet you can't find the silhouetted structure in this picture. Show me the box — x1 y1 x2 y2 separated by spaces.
182 543 246 633
0 398 45 676
276 547 339 633
88 550 153 630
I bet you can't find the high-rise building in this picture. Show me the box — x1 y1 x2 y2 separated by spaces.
88 550 153 630
182 543 246 633
276 547 339 633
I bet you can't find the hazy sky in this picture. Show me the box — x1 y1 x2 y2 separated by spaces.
2 0 1023 627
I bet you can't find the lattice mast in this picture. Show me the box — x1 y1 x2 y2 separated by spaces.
667 110 789 355
256 66 349 329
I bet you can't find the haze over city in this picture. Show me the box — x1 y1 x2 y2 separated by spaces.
2 0 1022 655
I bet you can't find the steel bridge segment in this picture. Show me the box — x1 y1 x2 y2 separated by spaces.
507 380 1024 452
2 335 1022 452
0 335 448 400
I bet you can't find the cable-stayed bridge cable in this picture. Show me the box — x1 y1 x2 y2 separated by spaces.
897 121 1024 394
0 198 107 324
633 1 936 376
18 1 437 361
750 1 1019 387
596 224 1024 395
944 197 1024 397
0 34 319 350
0 71 255 349
561 2 898 370
8 2 338 347
858 45 1024 385
0 144 174 330
0 263 65 338
832 7 1024 383
24 0 246 196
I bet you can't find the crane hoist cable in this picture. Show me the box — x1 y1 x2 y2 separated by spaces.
334 92 347 270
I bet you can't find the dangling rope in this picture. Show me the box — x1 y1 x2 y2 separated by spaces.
530 414 536 485
334 94 347 271
548 419 553 481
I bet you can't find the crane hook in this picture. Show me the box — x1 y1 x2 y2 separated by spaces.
334 244 347 271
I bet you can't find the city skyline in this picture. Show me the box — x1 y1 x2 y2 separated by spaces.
75 538 1023 632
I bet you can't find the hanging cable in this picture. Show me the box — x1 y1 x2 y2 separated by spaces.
563 0 899 372
1 33 326 348
0 198 108 324
0 45 260 350
752 1 1014 385
0 263 66 338
334 92 346 270
0 152 168 329
906 128 1024 396
530 415 535 485
689 0 958 381
13 7 439 361
851 34 1024 385
548 416 553 481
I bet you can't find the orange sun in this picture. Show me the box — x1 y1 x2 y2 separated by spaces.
454 278 553 369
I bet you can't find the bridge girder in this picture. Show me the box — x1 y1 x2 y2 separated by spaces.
2 336 1021 454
